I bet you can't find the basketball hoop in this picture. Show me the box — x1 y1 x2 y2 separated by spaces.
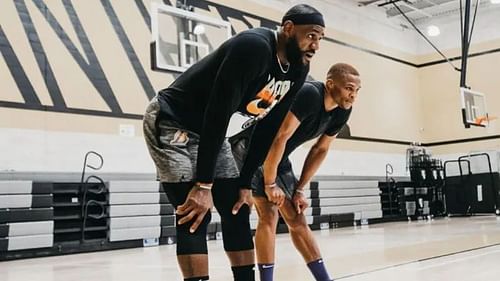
473 114 497 127
460 87 490 129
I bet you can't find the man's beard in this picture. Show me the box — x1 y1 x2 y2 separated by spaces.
285 36 304 65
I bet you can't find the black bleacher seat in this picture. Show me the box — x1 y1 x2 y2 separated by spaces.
0 208 53 223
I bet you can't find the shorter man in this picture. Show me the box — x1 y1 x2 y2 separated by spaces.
253 63 361 281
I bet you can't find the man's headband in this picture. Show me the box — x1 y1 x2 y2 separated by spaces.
281 13 325 27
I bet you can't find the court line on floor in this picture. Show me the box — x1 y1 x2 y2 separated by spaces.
336 242 500 280
417 247 500 270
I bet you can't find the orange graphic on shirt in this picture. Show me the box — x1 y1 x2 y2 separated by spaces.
246 88 275 116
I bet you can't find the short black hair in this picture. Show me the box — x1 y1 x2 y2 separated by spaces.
281 4 324 27
327 63 360 81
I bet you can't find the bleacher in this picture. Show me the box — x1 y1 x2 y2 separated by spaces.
1 178 384 260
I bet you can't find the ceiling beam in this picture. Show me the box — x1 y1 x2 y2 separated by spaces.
399 1 433 17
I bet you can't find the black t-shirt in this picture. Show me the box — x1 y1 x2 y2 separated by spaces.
157 27 309 183
240 81 352 187
281 80 352 166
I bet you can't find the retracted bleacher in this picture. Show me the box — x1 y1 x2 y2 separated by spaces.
107 181 174 245
249 179 383 232
0 179 226 261
0 181 53 255
1 177 384 260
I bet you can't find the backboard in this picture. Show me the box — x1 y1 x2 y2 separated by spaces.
460 87 490 128
151 3 232 72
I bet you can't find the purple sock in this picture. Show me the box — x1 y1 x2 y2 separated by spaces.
307 259 332 281
257 263 274 281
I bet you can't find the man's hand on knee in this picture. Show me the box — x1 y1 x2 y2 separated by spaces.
177 185 214 233
292 190 309 214
232 188 254 215
265 184 285 207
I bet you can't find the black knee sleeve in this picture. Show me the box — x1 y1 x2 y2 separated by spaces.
176 211 211 255
162 182 212 255
221 204 254 251
212 178 254 252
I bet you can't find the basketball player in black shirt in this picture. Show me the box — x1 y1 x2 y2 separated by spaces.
253 63 361 281
143 4 325 281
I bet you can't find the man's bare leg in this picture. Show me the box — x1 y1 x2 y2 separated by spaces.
279 199 321 262
279 199 332 281
254 196 279 281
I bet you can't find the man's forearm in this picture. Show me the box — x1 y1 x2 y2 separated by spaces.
238 97 294 188
297 146 328 190
263 134 288 185
196 118 232 183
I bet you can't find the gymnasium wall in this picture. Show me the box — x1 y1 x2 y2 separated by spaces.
417 38 500 155
0 0 497 178
0 0 163 176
